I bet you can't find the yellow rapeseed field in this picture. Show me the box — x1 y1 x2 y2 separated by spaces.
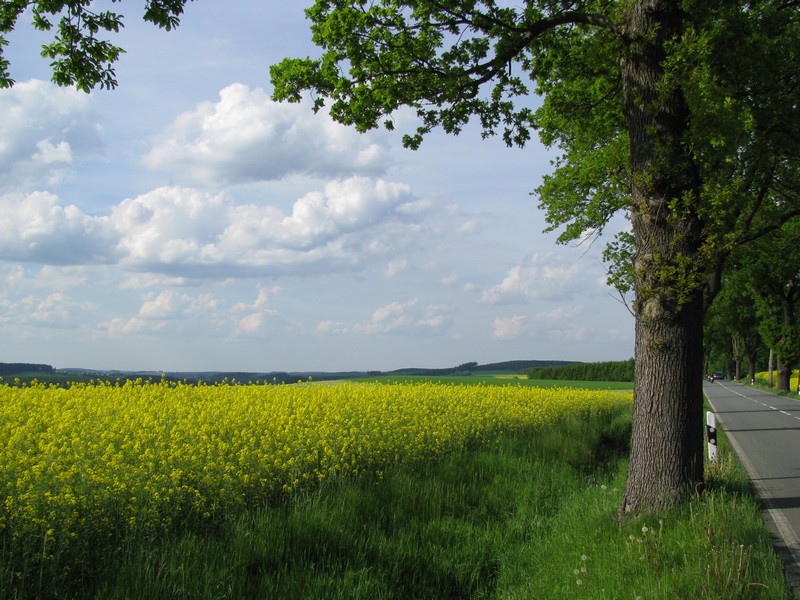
0 380 630 552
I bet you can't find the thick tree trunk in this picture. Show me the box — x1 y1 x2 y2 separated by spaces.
622 293 705 513
777 296 797 391
731 335 743 380
768 348 775 387
618 0 705 515
777 360 791 392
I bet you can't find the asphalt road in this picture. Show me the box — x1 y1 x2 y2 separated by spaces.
704 380 800 595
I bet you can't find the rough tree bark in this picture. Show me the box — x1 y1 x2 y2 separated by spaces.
777 359 791 392
618 0 706 514
768 349 775 388
776 295 798 392
780 296 798 392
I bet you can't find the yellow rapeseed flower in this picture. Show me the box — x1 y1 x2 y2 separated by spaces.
0 380 629 553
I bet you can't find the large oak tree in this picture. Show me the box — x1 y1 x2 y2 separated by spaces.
269 0 800 514
3 0 799 514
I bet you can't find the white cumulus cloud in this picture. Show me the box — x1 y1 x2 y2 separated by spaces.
481 253 585 304
318 299 452 336
230 286 281 337
110 186 230 269
493 315 528 339
143 83 390 184
0 176 428 279
0 192 117 265
0 79 102 190
100 290 221 336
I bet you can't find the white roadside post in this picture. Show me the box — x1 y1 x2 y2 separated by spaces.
706 411 718 462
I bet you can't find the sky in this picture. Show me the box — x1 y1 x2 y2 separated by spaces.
0 3 633 373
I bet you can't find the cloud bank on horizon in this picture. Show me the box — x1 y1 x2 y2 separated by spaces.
0 4 633 372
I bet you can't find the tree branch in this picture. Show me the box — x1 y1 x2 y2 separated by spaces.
467 11 619 88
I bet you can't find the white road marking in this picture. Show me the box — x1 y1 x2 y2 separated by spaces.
714 382 799 418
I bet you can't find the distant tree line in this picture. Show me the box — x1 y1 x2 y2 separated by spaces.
385 363 479 376
474 360 580 373
387 360 578 377
0 363 54 375
527 359 635 382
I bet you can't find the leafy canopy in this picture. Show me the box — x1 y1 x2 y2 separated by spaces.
0 0 193 92
270 1 629 249
270 1 800 282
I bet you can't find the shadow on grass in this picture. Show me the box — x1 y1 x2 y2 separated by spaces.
95 412 632 600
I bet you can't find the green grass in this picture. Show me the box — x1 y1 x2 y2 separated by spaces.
78 404 789 600
358 374 635 390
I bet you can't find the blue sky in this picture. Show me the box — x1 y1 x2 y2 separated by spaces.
0 3 633 372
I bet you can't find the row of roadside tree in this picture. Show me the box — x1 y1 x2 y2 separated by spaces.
704 219 800 392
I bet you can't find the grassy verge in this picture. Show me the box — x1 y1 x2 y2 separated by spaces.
748 381 800 400
86 405 789 600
